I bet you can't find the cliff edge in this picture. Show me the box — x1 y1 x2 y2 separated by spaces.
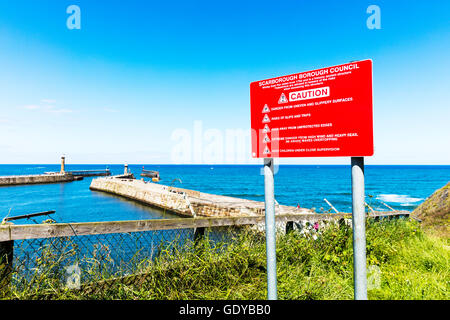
413 181 449 236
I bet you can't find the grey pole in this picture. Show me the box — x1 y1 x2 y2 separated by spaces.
351 157 368 300
264 157 277 300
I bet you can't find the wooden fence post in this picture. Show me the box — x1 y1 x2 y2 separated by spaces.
193 227 205 245
0 240 14 296
285 221 294 234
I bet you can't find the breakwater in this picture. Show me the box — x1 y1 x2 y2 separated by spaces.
0 156 112 187
90 177 312 217
63 169 111 177
0 173 78 186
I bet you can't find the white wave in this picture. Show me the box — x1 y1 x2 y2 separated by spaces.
400 203 420 207
376 194 424 205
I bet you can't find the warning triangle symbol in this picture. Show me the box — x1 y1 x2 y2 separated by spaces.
263 145 271 154
262 114 270 123
262 104 270 113
263 124 270 133
278 92 288 104
263 134 271 143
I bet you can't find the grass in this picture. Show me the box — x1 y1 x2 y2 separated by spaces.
3 218 449 300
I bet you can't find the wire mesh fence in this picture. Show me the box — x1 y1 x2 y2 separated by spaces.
0 220 260 298
12 228 191 287
0 212 405 299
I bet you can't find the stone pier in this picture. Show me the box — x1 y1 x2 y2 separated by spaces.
0 173 76 186
90 177 313 218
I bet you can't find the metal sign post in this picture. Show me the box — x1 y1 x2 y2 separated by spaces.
351 156 368 300
264 157 277 300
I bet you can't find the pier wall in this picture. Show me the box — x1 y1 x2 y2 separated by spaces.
0 173 75 186
90 177 312 217
90 178 193 216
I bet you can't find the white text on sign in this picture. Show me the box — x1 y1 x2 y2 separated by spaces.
289 87 330 102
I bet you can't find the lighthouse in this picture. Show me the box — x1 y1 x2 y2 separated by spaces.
61 155 66 173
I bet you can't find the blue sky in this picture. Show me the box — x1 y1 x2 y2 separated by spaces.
0 0 449 164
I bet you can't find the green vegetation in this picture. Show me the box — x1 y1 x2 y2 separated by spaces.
3 219 449 300
413 181 450 237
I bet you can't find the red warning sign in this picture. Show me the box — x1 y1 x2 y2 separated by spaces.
250 59 373 158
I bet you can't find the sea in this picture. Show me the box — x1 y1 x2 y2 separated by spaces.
0 164 449 224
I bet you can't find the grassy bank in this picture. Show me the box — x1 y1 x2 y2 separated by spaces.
5 219 449 300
